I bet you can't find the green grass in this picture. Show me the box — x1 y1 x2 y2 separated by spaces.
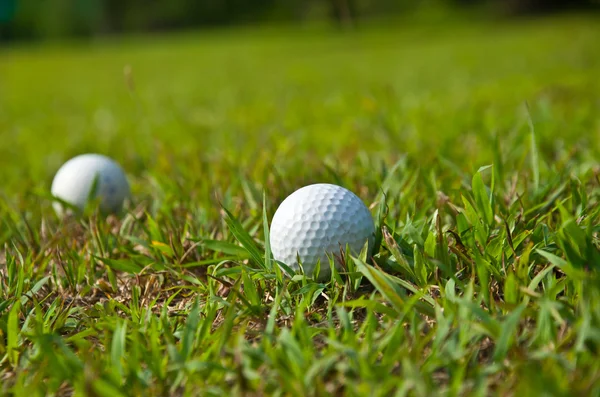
1 13 600 396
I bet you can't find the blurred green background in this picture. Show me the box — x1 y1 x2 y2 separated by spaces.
0 0 598 41
1 0 599 217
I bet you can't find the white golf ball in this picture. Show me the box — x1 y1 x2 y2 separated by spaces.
270 183 375 280
51 154 130 215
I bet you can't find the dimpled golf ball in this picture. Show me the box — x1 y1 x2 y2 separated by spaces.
270 183 375 279
51 153 130 215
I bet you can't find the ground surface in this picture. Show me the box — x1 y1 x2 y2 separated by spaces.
1 14 600 396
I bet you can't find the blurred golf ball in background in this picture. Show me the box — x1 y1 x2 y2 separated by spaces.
51 153 130 215
270 183 375 280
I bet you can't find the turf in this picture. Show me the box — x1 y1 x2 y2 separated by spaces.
1 13 600 396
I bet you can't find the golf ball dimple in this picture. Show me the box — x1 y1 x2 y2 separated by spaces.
51 153 130 215
269 183 375 280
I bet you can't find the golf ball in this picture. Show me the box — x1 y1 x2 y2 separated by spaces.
270 183 375 280
51 153 130 215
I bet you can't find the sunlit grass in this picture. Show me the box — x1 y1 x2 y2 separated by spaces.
1 14 600 395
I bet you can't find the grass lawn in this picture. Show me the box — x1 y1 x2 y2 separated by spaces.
1 13 600 396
